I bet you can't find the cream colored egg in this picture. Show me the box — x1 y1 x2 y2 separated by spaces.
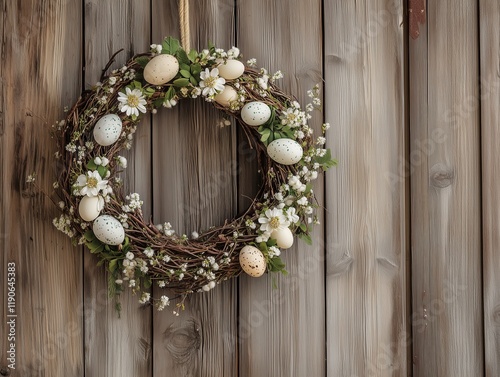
215 85 238 107
79 195 104 222
239 245 266 277
93 114 122 146
143 54 179 85
271 227 294 249
240 101 271 126
92 215 125 246
217 59 245 80
267 139 303 165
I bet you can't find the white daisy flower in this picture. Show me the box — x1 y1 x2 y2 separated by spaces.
258 208 290 233
75 170 108 197
118 87 147 117
199 68 225 97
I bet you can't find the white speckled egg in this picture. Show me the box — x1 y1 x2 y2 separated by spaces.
239 245 266 277
267 139 304 165
143 54 179 85
79 195 104 222
92 215 125 246
271 227 294 249
240 101 271 126
93 114 122 146
215 85 238 107
217 59 245 80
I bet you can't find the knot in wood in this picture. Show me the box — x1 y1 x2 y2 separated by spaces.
430 164 454 188
492 304 500 326
0 366 10 376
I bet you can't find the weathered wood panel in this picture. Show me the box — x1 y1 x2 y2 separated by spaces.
83 1 152 376
0 0 83 375
151 1 238 376
237 1 326 376
324 1 408 376
479 1 500 375
409 0 483 375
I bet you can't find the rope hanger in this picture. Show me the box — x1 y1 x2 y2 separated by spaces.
179 0 191 51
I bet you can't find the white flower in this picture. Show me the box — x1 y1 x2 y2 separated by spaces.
286 207 300 224
126 252 134 260
258 208 290 233
157 295 170 311
227 46 240 58
118 87 147 117
139 292 150 304
274 192 284 202
247 58 257 67
192 231 199 239
117 156 127 168
144 247 154 258
199 68 225 97
101 157 109 167
297 197 308 206
162 254 171 263
268 246 281 258
94 156 102 165
322 122 331 131
245 219 256 229
255 232 270 243
75 171 108 197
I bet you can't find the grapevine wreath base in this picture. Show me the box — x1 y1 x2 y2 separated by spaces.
49 37 336 313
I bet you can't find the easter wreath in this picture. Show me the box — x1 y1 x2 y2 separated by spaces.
49 37 336 313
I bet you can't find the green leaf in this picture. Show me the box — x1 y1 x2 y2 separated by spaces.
315 149 338 170
87 238 104 254
162 37 180 55
84 230 96 242
135 56 150 68
97 165 108 178
267 256 287 273
188 49 198 62
173 78 190 87
190 63 202 76
260 130 271 143
189 76 198 86
297 232 313 245
165 86 176 101
86 160 98 171
109 259 118 273
180 63 191 72
143 277 152 289
175 49 190 65
180 69 191 78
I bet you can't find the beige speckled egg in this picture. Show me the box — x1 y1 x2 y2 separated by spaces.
217 59 245 80
92 215 125 246
239 245 266 277
215 85 238 107
240 101 271 126
143 54 179 85
79 195 104 222
267 139 303 165
93 114 122 146
271 227 294 249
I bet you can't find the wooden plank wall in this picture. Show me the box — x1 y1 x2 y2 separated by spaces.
409 1 483 376
324 1 408 376
0 0 498 376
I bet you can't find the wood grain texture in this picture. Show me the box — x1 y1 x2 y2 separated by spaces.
324 0 408 376
151 1 238 376
0 0 83 375
82 1 153 376
479 1 500 376
409 0 483 375
237 1 326 376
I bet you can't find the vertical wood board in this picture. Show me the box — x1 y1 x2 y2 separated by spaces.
324 0 408 376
